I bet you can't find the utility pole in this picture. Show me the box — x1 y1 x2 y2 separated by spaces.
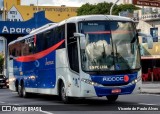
110 0 120 15
36 0 39 12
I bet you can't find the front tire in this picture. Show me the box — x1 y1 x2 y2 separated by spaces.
60 82 72 104
106 95 118 102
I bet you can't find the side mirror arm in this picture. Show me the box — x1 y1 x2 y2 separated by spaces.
74 33 86 49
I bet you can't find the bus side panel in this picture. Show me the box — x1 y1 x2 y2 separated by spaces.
56 49 81 97
9 49 59 95
35 51 56 89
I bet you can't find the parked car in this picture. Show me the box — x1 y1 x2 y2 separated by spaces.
0 74 8 88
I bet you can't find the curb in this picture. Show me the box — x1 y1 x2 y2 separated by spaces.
141 89 160 94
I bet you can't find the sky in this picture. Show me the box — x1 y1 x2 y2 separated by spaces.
21 0 125 7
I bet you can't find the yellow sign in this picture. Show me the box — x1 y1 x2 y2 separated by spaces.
4 0 78 22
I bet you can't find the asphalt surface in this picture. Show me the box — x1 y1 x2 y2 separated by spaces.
0 87 160 114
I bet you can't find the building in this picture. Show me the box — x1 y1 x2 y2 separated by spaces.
0 0 3 20
0 0 79 43
132 0 160 82
132 0 160 39
123 0 132 4
3 0 78 22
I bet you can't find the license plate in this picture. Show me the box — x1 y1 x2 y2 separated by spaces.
112 89 121 94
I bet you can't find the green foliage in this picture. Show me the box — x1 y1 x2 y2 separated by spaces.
0 55 4 74
77 2 140 16
114 4 140 15
77 2 114 15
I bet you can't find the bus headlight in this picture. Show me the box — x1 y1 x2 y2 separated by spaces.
81 78 102 87
130 76 141 85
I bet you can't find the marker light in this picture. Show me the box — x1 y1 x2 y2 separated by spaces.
124 75 129 82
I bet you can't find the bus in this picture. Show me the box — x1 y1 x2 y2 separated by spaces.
8 15 145 103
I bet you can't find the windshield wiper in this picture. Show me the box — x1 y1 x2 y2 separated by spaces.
114 43 131 70
102 43 106 58
130 33 138 43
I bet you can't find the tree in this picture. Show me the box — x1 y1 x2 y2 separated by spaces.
0 55 4 74
114 4 140 15
77 2 140 16
77 3 97 15
77 2 115 15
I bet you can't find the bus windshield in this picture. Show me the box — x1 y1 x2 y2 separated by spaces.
78 21 141 72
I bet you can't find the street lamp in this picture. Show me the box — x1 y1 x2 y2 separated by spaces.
110 0 120 15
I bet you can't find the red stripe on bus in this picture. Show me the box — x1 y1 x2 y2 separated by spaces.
85 30 133 34
86 31 111 34
112 30 132 34
16 39 65 62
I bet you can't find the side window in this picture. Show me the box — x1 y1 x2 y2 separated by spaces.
67 23 79 73
57 25 65 48
35 26 65 53
9 45 16 60
43 30 52 50
28 39 35 55
16 41 22 57
22 38 34 56
35 33 44 53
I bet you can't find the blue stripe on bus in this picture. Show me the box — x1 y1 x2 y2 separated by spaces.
90 73 137 96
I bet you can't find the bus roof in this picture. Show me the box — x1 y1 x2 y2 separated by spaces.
9 15 133 46
60 15 133 24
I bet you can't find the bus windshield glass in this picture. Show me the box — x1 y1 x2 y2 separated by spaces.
78 21 141 72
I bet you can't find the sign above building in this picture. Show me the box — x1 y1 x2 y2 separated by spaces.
0 11 52 34
133 0 160 7
4 0 78 22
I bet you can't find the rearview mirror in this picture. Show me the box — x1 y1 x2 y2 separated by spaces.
74 33 86 49
138 32 153 49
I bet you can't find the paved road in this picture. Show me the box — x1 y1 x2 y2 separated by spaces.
0 88 160 114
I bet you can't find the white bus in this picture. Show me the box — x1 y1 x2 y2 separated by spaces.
8 15 144 103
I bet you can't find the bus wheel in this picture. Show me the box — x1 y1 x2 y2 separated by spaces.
106 95 118 102
18 85 23 97
60 82 72 104
22 84 29 98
